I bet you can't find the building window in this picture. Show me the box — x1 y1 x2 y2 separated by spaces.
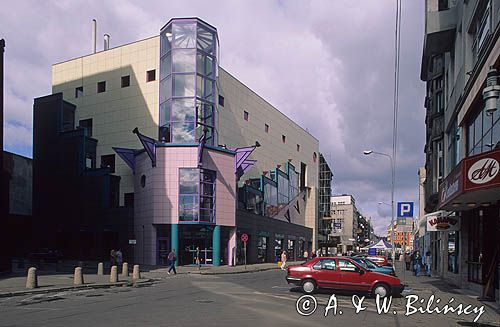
218 95 225 107
467 104 500 156
146 69 156 82
265 124 269 133
75 86 83 98
313 152 317 163
179 168 216 222
282 135 286 143
121 75 130 88
472 3 491 62
79 119 93 137
448 231 459 274
141 175 146 188
437 140 443 179
101 154 116 173
296 144 300 152
124 193 134 207
97 81 106 93
244 110 249 121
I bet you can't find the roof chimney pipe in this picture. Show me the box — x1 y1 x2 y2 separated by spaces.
104 34 110 51
92 19 97 53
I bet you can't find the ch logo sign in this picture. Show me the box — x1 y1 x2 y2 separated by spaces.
397 202 414 218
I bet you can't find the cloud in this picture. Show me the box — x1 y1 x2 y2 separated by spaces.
2 0 426 234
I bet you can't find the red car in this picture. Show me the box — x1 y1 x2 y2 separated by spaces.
286 257 404 297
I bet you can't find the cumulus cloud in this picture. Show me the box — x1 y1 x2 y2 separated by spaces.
1 0 425 235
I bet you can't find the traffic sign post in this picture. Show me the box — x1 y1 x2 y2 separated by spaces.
241 234 248 269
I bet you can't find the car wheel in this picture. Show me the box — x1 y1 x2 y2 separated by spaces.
301 279 316 294
372 283 389 298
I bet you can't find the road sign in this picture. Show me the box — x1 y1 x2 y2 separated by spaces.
397 202 414 218
241 233 249 242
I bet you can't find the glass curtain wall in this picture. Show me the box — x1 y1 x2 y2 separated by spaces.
467 101 500 156
160 19 219 145
179 168 216 223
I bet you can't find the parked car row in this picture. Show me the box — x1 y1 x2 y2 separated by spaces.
286 256 404 297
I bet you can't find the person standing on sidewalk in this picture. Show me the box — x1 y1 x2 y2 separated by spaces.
414 251 422 277
280 251 287 270
404 252 411 270
167 249 177 275
110 249 116 267
303 250 309 261
116 249 123 267
195 246 201 270
425 251 432 276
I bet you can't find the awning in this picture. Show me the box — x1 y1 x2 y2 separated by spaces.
361 239 393 250
439 148 500 211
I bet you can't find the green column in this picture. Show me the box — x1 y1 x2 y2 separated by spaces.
212 225 221 266
171 224 178 267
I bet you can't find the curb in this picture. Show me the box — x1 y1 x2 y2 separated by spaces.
198 267 280 275
0 278 154 299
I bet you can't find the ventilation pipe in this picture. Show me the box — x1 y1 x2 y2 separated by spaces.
104 34 110 51
92 19 97 53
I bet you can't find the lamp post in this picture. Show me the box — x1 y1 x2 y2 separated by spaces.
363 150 396 266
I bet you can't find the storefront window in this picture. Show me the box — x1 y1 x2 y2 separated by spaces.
467 102 500 156
447 231 459 274
257 237 267 263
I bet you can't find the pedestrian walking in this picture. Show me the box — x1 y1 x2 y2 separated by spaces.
414 251 422 277
280 250 287 270
110 249 116 266
425 251 432 276
116 249 123 266
167 249 177 275
195 246 201 270
303 250 309 261
404 252 411 270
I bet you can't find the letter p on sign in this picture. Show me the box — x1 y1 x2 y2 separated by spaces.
397 202 414 218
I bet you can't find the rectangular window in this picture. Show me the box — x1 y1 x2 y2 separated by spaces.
75 86 83 98
244 110 249 121
448 231 459 274
146 69 156 82
282 135 286 143
121 75 130 88
79 119 93 137
97 81 106 93
437 140 443 179
218 95 225 107
101 154 116 173
296 144 300 152
265 124 269 133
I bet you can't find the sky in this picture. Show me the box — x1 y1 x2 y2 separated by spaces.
1 0 426 236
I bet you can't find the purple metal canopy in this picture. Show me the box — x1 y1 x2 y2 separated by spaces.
133 127 156 167
113 147 136 174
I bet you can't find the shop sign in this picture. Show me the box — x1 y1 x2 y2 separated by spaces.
464 149 500 191
426 213 460 232
439 164 462 207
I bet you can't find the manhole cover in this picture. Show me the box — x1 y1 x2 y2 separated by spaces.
195 299 214 303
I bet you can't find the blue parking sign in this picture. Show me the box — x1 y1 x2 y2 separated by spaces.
397 202 414 218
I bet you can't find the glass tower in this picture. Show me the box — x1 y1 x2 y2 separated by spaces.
159 18 219 145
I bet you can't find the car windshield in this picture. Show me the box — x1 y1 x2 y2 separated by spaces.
353 258 370 270
364 259 380 268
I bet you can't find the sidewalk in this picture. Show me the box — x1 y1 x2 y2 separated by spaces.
394 261 500 323
0 261 300 298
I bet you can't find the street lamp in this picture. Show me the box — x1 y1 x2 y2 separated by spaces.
363 149 396 266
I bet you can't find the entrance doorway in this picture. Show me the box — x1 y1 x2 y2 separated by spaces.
157 237 169 265
179 225 214 265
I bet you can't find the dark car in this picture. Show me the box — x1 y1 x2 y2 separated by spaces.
286 256 404 297
351 257 396 276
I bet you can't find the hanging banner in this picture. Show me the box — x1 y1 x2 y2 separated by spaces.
426 211 460 232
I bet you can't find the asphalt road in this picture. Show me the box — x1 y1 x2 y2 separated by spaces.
0 270 497 327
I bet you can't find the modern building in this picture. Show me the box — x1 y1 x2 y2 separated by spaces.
421 0 499 303
317 153 334 253
38 17 329 266
327 195 361 254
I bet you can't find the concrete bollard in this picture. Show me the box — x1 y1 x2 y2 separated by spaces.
26 267 38 289
110 265 118 283
97 262 104 275
132 265 141 281
122 262 129 277
74 267 84 285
